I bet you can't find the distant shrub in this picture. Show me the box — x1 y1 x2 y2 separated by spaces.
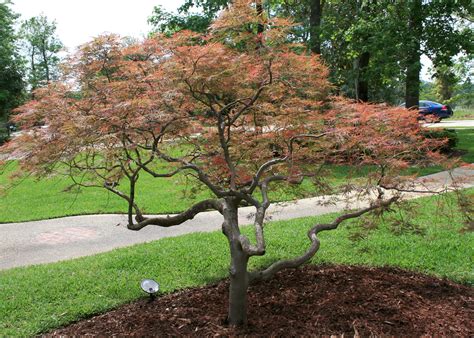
0 131 10 145
423 129 458 153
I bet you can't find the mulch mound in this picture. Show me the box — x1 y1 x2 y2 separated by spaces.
49 265 473 336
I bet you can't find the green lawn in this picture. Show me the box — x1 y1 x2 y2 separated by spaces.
0 160 416 223
0 162 211 223
455 107 474 120
455 128 474 163
0 163 440 223
0 129 472 223
0 189 472 336
0 163 353 223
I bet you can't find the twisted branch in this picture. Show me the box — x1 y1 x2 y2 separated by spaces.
248 195 400 282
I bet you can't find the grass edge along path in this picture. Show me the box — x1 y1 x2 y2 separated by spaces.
3 128 473 223
0 189 473 336
0 163 461 224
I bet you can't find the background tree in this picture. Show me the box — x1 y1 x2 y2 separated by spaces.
436 55 473 106
0 0 24 127
3 0 448 327
397 0 472 107
148 0 230 35
403 0 423 108
154 0 473 106
421 55 473 108
433 64 458 102
20 14 63 93
449 56 474 108
148 5 214 35
318 1 404 102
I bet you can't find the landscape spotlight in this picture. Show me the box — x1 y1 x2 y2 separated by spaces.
140 279 159 300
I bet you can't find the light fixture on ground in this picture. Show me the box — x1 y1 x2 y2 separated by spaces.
140 279 159 301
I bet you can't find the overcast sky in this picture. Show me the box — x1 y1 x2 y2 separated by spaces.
11 0 183 52
11 0 433 79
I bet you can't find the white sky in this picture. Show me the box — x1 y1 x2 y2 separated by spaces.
11 0 183 52
11 0 433 80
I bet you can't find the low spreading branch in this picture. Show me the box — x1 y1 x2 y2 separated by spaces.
248 195 400 282
127 198 224 231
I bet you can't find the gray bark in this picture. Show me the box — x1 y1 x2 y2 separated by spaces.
222 198 250 326
405 0 422 108
357 51 370 102
309 0 322 54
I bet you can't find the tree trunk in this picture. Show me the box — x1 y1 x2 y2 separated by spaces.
43 49 50 83
405 0 422 108
357 51 370 102
435 66 455 101
256 0 264 49
228 239 249 326
405 51 421 108
309 0 322 54
222 199 250 326
128 176 137 226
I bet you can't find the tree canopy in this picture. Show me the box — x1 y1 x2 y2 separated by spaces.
20 14 64 92
2 0 451 326
0 1 24 122
149 0 473 105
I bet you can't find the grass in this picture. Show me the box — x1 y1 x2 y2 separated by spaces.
0 162 211 223
455 128 474 163
0 162 450 224
454 107 474 120
0 189 472 336
0 128 472 223
0 160 416 223
0 163 353 223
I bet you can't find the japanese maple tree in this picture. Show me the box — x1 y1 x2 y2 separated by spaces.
2 0 447 326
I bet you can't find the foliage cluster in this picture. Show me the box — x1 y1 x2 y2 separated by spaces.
0 2 63 125
1 0 454 326
421 56 474 108
149 0 473 105
0 1 24 122
423 128 459 153
19 15 63 91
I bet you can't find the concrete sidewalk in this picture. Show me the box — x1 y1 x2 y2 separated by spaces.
424 119 474 128
1 168 473 271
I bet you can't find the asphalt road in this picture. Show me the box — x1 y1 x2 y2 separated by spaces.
1 167 473 271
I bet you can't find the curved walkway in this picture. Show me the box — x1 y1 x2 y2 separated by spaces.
424 119 474 128
1 168 473 270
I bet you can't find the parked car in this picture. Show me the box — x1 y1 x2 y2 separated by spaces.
400 100 454 120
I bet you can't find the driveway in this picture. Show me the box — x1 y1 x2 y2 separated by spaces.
424 119 474 128
1 168 473 270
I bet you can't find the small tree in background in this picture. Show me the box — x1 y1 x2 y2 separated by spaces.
2 0 448 326
20 14 63 93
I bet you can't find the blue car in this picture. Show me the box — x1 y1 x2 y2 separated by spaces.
418 100 454 119
401 100 454 120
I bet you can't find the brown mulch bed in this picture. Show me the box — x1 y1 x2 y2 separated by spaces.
49 265 473 336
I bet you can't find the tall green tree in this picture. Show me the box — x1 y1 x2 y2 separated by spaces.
148 0 230 35
434 64 457 102
309 0 323 53
0 0 24 122
434 55 473 107
20 15 63 92
149 0 473 106
318 1 406 102
402 0 472 108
